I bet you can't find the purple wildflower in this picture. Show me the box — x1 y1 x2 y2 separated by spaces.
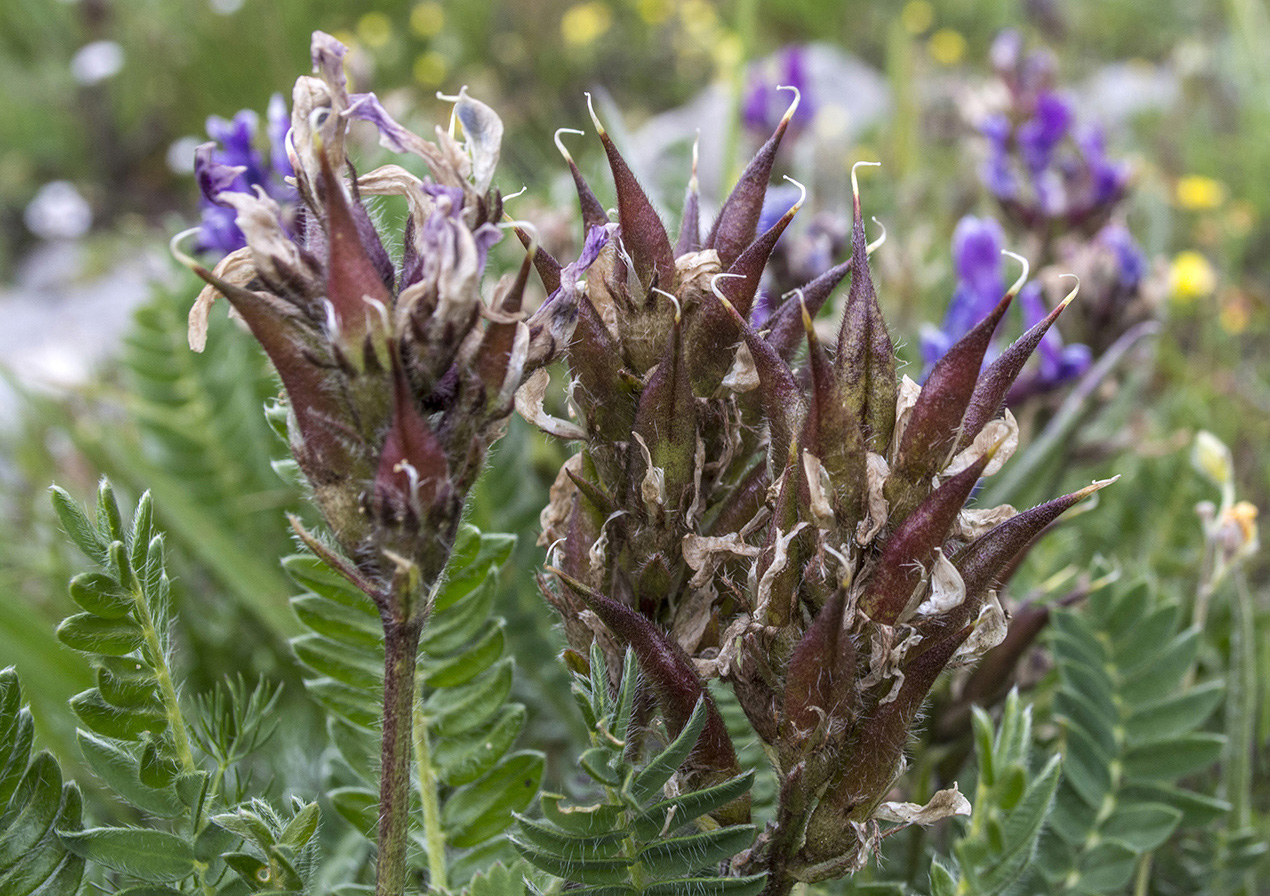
193 94 297 255
924 215 1091 394
980 32 1130 229
921 216 1005 367
743 45 815 136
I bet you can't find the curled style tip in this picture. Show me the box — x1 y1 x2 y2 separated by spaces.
553 127 586 163
868 217 887 254
782 175 808 212
1059 272 1080 307
710 271 748 313
651 287 683 324
169 227 204 273
776 84 802 124
850 160 882 202
584 91 606 135
1002 250 1030 298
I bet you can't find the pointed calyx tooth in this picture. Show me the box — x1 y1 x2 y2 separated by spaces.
548 569 741 775
477 248 533 394
722 175 806 321
765 257 853 360
716 280 802 468
756 439 806 628
184 258 350 473
860 445 997 625
782 588 854 737
375 359 450 512
631 298 696 506
806 620 971 844
801 293 865 523
555 127 609 232
570 294 637 441
675 132 702 256
959 271 1078 446
835 162 897 454
319 152 393 349
513 224 562 295
955 477 1118 601
706 85 799 267
586 93 675 289
887 287 1014 519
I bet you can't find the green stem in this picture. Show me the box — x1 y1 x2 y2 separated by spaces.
1225 571 1256 829
133 584 197 775
376 618 424 896
413 697 448 891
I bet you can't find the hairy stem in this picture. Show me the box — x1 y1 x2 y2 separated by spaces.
376 617 424 896
413 697 448 891
134 583 197 775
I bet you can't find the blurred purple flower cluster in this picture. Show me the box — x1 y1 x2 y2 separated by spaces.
981 30 1130 231
194 94 297 255
921 216 1090 397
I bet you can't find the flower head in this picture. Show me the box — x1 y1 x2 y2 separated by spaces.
176 33 574 607
526 89 1111 876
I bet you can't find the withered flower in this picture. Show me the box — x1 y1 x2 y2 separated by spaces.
528 88 1113 891
174 33 579 891
175 32 575 594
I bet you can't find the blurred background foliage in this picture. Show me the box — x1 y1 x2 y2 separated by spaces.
0 0 1267 892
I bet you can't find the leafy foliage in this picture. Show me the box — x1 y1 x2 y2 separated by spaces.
514 645 763 895
0 667 85 895
1023 580 1229 893
929 689 1061 896
50 480 309 893
286 523 543 889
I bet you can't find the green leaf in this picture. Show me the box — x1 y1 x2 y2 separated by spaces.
510 838 634 886
58 826 195 882
1123 680 1223 748
0 752 63 869
56 614 146 656
1100 803 1182 851
78 731 183 818
70 689 167 741
50 486 109 564
538 795 624 837
512 815 627 860
95 657 159 708
435 704 527 787
426 659 515 737
464 861 529 896
329 787 377 836
929 859 959 896
423 620 505 689
290 595 382 649
633 771 755 841
290 634 383 690
443 751 544 848
635 824 756 879
641 874 767 896
422 570 498 655
68 573 134 619
279 802 320 849
1122 733 1224 779
629 698 709 803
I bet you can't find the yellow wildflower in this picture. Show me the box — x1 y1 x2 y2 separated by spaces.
1175 175 1227 210
1169 250 1217 302
928 29 966 66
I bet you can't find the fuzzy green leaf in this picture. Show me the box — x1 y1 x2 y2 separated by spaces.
435 705 527 787
68 573 134 620
59 827 195 882
78 731 182 818
70 689 167 741
57 614 146 656
426 659 515 737
628 698 710 803
443 751 545 848
635 824 756 879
